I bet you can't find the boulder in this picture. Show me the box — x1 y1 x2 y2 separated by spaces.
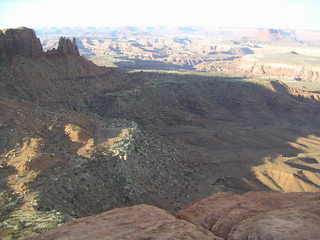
29 204 222 240
177 192 320 239
229 208 320 240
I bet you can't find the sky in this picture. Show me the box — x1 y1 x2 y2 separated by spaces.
0 0 319 30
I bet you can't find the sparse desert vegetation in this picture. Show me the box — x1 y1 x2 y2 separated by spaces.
1 26 320 239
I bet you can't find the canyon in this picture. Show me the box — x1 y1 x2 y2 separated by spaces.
1 27 320 239
39 26 320 82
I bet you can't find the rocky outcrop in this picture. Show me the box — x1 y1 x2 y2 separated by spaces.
177 192 320 240
28 192 320 240
0 27 80 60
0 27 43 59
239 61 320 81
46 37 80 56
229 208 320 240
57 37 80 56
29 204 222 240
197 59 320 81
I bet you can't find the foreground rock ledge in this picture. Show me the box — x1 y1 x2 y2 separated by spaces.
25 192 320 239
29 204 222 240
177 192 320 240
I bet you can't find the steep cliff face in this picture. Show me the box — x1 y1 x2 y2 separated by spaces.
195 58 320 82
58 37 80 55
0 27 80 60
239 61 320 81
0 27 43 59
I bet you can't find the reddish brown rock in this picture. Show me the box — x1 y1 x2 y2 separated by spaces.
229 208 320 240
177 192 320 239
238 60 320 82
0 27 43 58
46 37 80 56
57 37 80 56
29 204 222 240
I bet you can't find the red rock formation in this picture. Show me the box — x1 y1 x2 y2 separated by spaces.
239 61 320 81
29 204 222 240
0 27 43 58
0 27 80 60
177 192 320 240
229 208 320 240
28 192 320 239
57 37 80 56
46 37 80 56
286 87 320 102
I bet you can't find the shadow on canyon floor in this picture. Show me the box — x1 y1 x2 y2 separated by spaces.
2 69 320 239
114 57 195 71
28 71 320 216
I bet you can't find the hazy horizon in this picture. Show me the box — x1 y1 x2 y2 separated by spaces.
1 0 320 30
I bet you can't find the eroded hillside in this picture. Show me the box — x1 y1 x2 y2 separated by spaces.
2 27 320 239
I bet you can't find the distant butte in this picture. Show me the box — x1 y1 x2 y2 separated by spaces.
0 27 43 59
0 27 80 60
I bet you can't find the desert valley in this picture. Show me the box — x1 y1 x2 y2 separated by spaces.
1 25 320 240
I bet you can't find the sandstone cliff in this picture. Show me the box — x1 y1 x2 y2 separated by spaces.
0 27 81 60
239 60 320 81
0 27 43 59
196 59 320 82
